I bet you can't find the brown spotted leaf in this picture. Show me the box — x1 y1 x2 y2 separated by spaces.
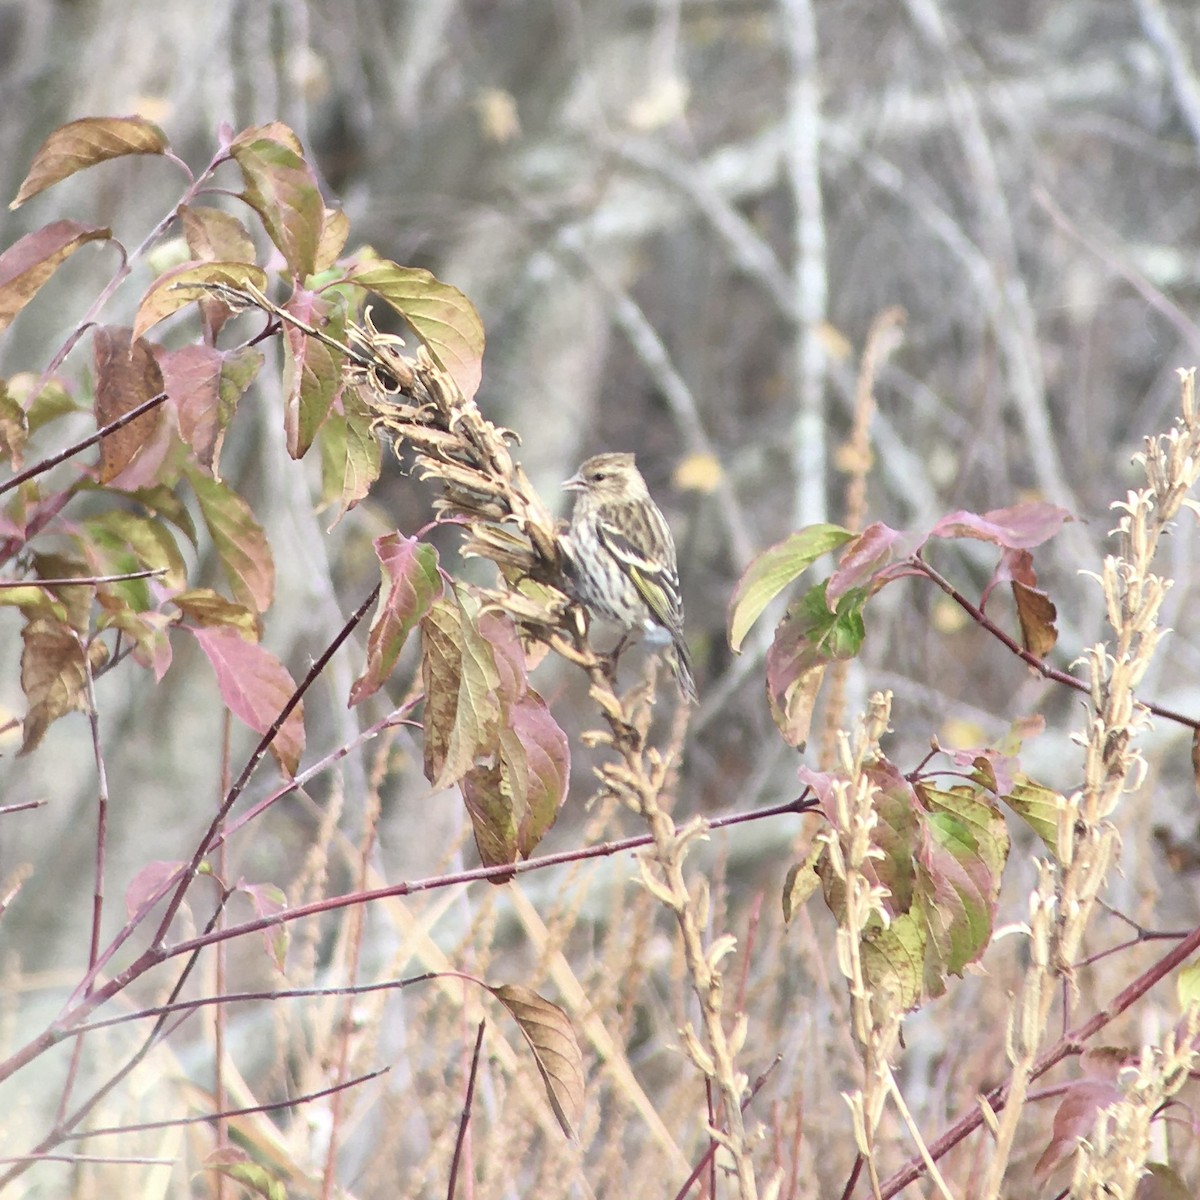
93 327 167 485
349 259 486 401
0 221 111 332
171 588 259 639
19 614 88 754
489 984 584 1139
0 381 29 468
191 625 304 776
315 208 350 273
11 116 168 208
179 205 256 264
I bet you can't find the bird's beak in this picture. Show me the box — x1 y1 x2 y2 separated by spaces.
562 472 585 492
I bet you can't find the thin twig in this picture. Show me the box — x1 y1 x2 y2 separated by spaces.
447 1021 487 1200
0 393 169 499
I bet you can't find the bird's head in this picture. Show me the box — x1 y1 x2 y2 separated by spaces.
562 452 646 501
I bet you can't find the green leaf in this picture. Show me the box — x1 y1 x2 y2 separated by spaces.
860 911 925 1013
349 259 486 401
186 467 274 613
11 116 168 208
1002 775 1063 855
727 524 854 652
200 1148 288 1200
0 380 28 468
766 581 866 747
83 509 187 598
782 843 824 926
318 389 382 522
420 594 502 792
1176 963 1200 1012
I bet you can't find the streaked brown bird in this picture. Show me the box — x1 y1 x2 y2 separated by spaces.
561 452 697 703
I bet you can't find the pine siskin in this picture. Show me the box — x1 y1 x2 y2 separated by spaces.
561 452 697 703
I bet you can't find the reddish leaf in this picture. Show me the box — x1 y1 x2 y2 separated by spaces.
11 116 168 208
503 691 570 854
19 614 88 754
282 289 342 458
132 260 269 343
124 859 185 919
158 343 261 476
93 327 167 486
187 468 274 613
927 502 1072 551
1032 1078 1122 1181
460 614 569 870
349 259 486 401
230 126 323 280
0 221 111 332
191 625 304 776
237 880 289 971
827 522 923 603
804 755 1009 1005
349 534 443 705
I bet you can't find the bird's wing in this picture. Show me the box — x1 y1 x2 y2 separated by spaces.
595 511 685 635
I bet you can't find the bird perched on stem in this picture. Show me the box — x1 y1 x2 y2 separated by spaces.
561 452 697 703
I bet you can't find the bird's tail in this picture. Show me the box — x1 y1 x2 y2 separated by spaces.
667 637 698 705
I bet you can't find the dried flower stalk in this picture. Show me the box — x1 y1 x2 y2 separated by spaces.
981 368 1200 1196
